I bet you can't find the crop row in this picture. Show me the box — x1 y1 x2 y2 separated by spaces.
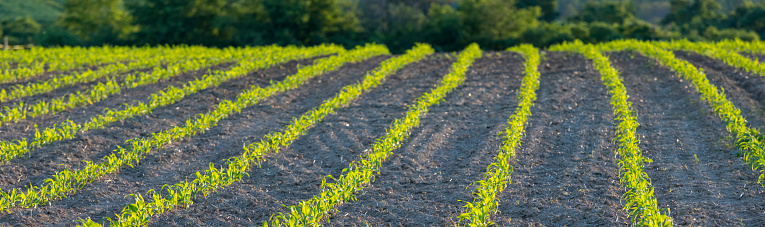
600 40 765 186
0 45 336 162
456 44 540 226
77 43 435 227
0 47 234 128
0 46 205 103
0 44 363 211
552 41 673 226
653 40 764 76
0 46 159 84
715 39 765 55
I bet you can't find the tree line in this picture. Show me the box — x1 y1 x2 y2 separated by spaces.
2 0 764 52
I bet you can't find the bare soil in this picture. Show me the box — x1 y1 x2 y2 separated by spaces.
0 50 764 226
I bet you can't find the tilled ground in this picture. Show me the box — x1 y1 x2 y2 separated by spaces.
0 50 764 226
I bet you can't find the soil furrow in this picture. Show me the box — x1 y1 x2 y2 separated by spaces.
495 52 627 226
610 51 765 226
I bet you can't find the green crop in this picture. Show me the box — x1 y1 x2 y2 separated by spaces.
715 39 765 55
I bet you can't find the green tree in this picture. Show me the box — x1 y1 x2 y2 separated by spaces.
458 0 541 49
229 0 362 46
726 2 765 38
568 1 636 24
1 17 42 44
59 0 135 43
661 0 725 31
516 0 558 21
423 3 464 51
127 0 230 45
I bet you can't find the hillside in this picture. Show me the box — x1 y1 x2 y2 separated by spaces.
0 0 64 24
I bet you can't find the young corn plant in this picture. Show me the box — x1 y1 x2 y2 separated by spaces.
76 43 434 227
0 45 342 163
552 40 673 227
264 43 481 226
652 40 765 76
0 44 383 212
456 44 541 226
598 40 765 186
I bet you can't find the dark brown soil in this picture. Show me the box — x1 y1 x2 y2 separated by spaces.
2 49 765 227
609 51 765 226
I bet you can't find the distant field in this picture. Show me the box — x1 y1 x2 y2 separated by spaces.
0 0 63 24
0 40 763 226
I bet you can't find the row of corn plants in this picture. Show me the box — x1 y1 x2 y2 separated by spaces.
264 43 481 226
552 41 673 226
455 44 541 226
0 46 156 85
77 43 434 227
0 46 199 103
715 39 765 55
598 40 765 185
0 47 239 127
652 40 765 76
1 46 136 70
0 45 340 163
0 44 385 212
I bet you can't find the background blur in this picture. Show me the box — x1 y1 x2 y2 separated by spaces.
2 0 764 52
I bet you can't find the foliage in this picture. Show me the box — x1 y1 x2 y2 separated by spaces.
568 0 636 24
726 3 765 38
1 17 41 44
59 0 135 42
127 0 231 46
516 0 558 21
